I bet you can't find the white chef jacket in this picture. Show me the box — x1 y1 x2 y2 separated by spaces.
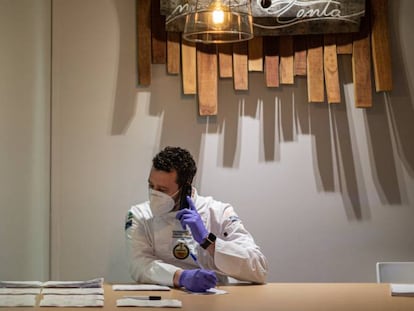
125 189 268 287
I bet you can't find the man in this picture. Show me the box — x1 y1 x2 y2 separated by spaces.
125 146 268 292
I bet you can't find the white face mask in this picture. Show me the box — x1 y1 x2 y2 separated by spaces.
149 188 178 217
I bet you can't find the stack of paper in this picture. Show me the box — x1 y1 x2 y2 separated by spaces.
390 284 414 296
40 278 105 307
0 281 42 307
1 278 105 307
43 277 104 288
0 295 38 307
0 281 43 288
40 294 104 307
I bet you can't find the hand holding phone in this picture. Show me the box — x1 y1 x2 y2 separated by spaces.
179 184 192 210
176 196 209 244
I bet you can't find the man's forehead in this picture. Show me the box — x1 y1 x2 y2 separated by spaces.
149 167 178 185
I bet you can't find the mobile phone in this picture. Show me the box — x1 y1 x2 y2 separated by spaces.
179 183 192 210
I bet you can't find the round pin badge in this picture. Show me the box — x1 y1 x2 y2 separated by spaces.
173 242 190 260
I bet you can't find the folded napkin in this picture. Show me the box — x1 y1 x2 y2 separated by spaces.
39 294 104 307
42 287 104 295
0 280 43 288
390 284 414 296
117 298 182 308
0 294 37 307
42 277 104 288
0 288 41 295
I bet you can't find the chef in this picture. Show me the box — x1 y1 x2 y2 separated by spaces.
125 146 268 292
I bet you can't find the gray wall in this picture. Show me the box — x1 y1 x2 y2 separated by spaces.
1 0 413 283
0 0 50 281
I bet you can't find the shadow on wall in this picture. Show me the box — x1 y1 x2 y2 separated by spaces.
387 0 414 179
111 0 138 135
363 0 414 206
110 0 413 221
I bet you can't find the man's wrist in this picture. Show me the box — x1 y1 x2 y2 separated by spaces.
173 269 183 288
200 232 216 249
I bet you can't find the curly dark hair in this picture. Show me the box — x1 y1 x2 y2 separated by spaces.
152 146 197 187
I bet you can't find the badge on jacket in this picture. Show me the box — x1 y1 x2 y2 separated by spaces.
173 242 190 260
172 230 191 260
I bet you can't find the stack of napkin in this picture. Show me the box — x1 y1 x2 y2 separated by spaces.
390 284 414 296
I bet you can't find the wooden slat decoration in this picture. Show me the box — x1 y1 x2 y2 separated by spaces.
139 0 393 115
307 35 325 103
280 35 294 84
197 43 218 115
151 0 166 64
294 36 307 76
181 39 196 94
167 32 180 74
324 34 341 104
218 44 233 78
352 14 373 107
336 33 353 54
264 36 280 88
136 0 151 86
248 37 263 72
233 42 249 90
370 0 393 92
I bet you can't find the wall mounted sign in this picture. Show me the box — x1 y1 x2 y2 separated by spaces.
137 0 392 116
161 0 366 35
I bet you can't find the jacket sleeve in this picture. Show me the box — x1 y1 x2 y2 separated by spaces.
125 209 179 286
211 204 268 284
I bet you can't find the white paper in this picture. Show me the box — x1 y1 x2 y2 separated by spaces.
185 287 228 295
0 294 37 307
42 287 104 295
43 277 104 288
112 284 171 291
117 298 182 308
0 280 43 288
390 284 414 296
0 288 41 295
39 294 104 307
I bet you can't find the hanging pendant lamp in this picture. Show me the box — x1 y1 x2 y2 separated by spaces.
183 0 253 44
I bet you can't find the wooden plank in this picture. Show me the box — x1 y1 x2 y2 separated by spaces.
167 32 180 74
370 0 393 91
136 0 151 86
336 33 353 54
197 43 218 116
181 39 197 94
324 34 341 104
233 42 249 90
248 37 263 72
280 35 294 84
218 44 233 78
264 36 279 88
352 13 373 107
151 0 166 64
294 36 307 76
307 35 325 102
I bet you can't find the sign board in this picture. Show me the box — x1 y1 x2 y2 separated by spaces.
160 0 366 35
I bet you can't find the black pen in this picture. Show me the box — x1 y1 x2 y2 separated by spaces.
124 295 162 300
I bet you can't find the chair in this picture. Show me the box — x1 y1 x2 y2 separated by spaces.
376 262 414 283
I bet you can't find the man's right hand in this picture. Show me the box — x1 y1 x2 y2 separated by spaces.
178 269 217 292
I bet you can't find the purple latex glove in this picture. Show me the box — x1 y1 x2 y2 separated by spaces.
179 269 217 292
176 196 208 244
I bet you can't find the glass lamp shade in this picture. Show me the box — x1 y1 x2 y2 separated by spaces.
183 0 253 44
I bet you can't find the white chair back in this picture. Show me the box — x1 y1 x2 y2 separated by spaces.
376 262 414 283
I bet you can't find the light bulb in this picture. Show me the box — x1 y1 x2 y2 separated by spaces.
212 8 225 24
